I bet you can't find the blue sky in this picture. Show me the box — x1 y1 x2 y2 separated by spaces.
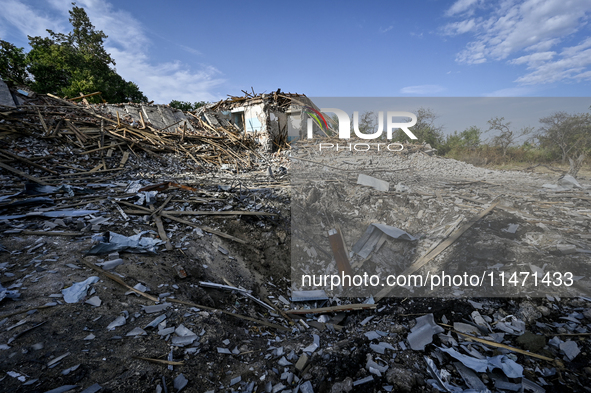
1 0 591 104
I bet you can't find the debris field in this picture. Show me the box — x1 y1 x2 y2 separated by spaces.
1 87 591 393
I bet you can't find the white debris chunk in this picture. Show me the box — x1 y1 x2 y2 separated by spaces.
126 327 147 336
357 174 389 191
560 340 580 361
106 315 126 330
85 296 102 307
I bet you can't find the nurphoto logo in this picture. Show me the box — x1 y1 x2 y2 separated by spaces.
305 107 418 140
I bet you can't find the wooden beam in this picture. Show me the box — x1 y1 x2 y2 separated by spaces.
149 203 173 251
164 210 277 217
0 161 49 185
375 199 500 301
328 227 354 287
158 213 246 244
0 149 57 174
286 303 376 315
77 142 126 155
68 91 102 101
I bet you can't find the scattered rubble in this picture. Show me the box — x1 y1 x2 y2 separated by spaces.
1 85 591 392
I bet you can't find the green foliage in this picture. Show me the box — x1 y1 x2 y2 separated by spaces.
486 117 532 157
0 40 29 84
439 126 482 155
460 126 482 150
25 4 147 103
169 100 209 111
393 107 444 148
354 111 379 137
537 111 591 163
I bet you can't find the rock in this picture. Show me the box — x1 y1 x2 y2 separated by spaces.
516 332 546 352
386 366 416 393
276 230 287 244
557 244 577 254
295 353 309 371
517 301 542 325
331 377 353 393
537 305 551 317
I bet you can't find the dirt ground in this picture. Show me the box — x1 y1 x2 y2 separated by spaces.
1 142 591 393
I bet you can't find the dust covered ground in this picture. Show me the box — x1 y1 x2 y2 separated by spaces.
1 139 591 393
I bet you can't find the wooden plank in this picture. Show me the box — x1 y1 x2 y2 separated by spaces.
154 215 173 251
51 167 125 177
164 210 277 217
0 149 57 174
285 303 376 315
119 151 130 167
159 213 246 244
89 163 103 172
151 194 173 217
36 107 50 135
78 142 126 155
149 203 173 251
133 356 184 366
375 199 500 301
66 121 88 143
328 227 354 287
68 91 102 101
82 260 159 301
126 210 276 217
0 161 49 185
179 144 201 166
443 326 554 362
20 230 84 236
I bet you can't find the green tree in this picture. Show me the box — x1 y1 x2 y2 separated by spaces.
537 111 591 163
459 126 482 150
538 112 591 176
26 4 147 103
486 117 532 157
0 39 29 84
392 107 444 147
169 100 208 111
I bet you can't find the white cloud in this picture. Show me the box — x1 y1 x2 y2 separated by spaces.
573 69 591 80
442 18 477 35
443 0 591 88
400 85 445 94
0 0 64 38
483 86 539 96
514 39 591 84
448 0 590 64
380 25 394 33
445 0 480 17
509 51 556 66
1 0 224 103
177 44 202 56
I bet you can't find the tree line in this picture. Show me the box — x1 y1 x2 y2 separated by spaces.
0 4 146 104
348 108 591 176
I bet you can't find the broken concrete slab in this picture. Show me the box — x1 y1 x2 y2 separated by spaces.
357 174 389 191
407 314 444 351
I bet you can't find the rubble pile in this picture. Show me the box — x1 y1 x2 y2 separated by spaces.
1 89 266 174
1 86 591 392
292 141 591 298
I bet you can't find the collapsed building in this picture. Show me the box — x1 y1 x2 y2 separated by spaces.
79 88 319 153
